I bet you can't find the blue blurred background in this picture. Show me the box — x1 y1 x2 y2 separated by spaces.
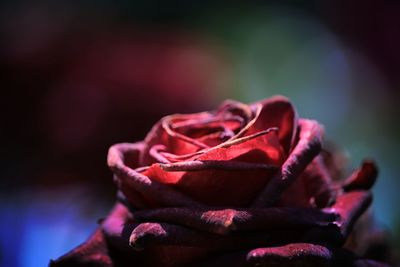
1 1 399 266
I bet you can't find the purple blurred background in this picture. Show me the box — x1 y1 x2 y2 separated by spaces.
1 1 399 266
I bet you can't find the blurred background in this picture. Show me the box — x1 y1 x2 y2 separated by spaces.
1 1 399 266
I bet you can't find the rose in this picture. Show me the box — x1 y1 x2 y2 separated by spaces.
110 96 337 210
51 96 388 267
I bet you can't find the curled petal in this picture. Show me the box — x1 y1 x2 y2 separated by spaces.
108 143 205 208
149 144 171 164
162 115 210 150
248 95 298 153
330 190 373 242
252 119 324 207
107 142 144 169
160 127 280 162
305 191 373 246
343 160 378 192
133 207 338 235
140 112 212 165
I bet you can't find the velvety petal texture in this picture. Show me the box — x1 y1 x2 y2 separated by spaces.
51 96 391 267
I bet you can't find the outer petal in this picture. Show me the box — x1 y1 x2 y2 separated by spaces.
252 119 324 207
246 243 333 267
278 155 336 208
133 207 338 235
102 203 211 267
49 228 114 267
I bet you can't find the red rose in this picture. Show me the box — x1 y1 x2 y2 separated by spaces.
51 96 388 267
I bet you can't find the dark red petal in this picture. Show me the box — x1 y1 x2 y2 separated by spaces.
141 129 284 206
101 204 208 267
101 203 137 252
302 155 337 208
330 190 373 242
129 222 300 250
279 155 336 208
134 208 241 235
252 119 324 207
305 191 373 246
49 228 113 267
248 95 298 153
140 113 211 165
133 207 338 235
108 143 205 208
246 243 333 267
343 160 378 192
108 142 144 169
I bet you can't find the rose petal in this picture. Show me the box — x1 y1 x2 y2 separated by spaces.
101 203 207 267
108 143 206 208
252 119 324 207
248 95 298 153
278 155 336 208
330 190 373 242
140 113 212 165
246 243 333 267
49 228 113 267
101 203 137 252
159 127 280 163
129 222 299 250
302 155 337 208
133 207 338 235
343 160 378 192
141 129 284 206
171 114 243 140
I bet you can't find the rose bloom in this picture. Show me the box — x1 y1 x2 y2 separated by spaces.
51 96 390 267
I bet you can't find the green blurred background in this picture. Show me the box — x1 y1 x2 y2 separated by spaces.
1 1 399 266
